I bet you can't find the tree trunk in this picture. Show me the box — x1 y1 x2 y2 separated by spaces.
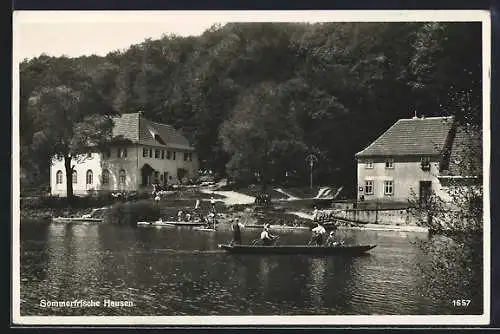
64 155 74 200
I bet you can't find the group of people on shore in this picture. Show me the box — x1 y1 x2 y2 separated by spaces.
174 197 219 229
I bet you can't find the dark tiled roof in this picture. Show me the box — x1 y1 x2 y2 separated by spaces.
112 113 194 150
355 116 454 157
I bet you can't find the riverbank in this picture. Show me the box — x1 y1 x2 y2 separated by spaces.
287 211 429 233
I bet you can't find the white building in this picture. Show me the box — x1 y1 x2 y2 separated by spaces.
355 116 481 203
50 112 199 197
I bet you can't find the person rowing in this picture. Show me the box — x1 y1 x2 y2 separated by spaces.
260 225 277 246
309 222 327 246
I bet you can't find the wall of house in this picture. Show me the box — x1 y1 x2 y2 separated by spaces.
50 146 140 196
137 146 199 185
50 145 199 197
356 156 449 202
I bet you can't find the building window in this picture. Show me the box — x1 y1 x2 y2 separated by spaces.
119 169 126 185
86 170 93 185
72 170 77 184
365 160 373 169
143 148 148 158
155 149 160 159
161 150 165 159
149 149 153 158
173 152 176 160
184 152 189 161
421 157 431 171
364 180 374 195
384 180 394 195
167 151 171 160
385 158 394 169
189 153 193 161
56 170 63 184
102 169 110 185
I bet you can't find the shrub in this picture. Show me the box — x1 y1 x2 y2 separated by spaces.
105 200 161 226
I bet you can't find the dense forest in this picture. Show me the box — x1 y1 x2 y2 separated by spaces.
19 22 482 195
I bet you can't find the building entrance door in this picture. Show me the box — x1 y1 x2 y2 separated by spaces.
419 181 432 203
163 172 169 187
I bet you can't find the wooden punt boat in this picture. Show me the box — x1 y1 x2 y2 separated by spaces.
244 224 311 231
137 220 205 227
217 244 376 255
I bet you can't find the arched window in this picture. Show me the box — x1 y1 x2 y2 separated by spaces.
86 170 93 185
72 170 77 184
56 170 63 184
102 169 110 185
119 169 126 185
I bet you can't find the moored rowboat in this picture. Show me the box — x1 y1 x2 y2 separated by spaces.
194 227 217 232
217 244 376 255
137 220 206 227
52 217 103 223
244 224 310 231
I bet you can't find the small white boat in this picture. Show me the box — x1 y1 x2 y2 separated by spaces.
52 217 103 223
52 207 107 223
194 227 217 232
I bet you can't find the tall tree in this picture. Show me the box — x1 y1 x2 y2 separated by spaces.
26 59 116 199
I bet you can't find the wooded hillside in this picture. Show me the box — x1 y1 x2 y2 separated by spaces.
19 22 482 195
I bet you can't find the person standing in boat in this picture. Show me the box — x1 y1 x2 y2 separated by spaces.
230 218 245 245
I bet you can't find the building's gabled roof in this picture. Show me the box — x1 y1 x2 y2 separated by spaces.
111 112 194 151
355 116 454 157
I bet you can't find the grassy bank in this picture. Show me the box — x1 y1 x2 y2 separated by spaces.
20 189 227 223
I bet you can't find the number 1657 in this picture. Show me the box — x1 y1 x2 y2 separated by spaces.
452 299 471 307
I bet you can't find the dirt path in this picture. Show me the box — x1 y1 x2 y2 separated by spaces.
274 188 300 200
200 189 255 205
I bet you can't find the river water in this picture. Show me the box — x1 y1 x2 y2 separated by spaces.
19 221 483 316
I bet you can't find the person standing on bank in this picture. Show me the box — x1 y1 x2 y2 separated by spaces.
230 218 245 245
312 206 319 222
210 195 216 212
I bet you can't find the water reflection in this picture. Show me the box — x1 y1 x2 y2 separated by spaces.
307 257 327 309
20 222 482 316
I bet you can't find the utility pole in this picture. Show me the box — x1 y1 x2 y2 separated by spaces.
305 154 318 190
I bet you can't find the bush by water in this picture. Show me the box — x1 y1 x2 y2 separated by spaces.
105 200 161 226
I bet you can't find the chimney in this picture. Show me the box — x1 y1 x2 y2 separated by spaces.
412 110 418 119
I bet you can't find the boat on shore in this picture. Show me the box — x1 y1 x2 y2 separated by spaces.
217 244 376 255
